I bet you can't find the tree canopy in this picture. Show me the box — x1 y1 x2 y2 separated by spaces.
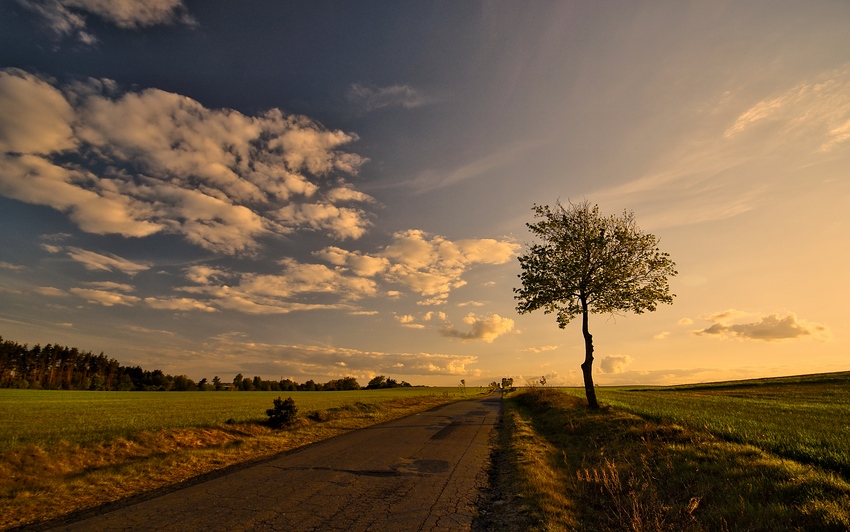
514 201 677 407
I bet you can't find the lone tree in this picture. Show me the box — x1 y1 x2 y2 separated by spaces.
514 201 677 408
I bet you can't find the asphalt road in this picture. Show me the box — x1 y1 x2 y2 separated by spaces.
50 395 500 532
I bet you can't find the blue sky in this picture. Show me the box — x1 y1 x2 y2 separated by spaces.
1 1 848 386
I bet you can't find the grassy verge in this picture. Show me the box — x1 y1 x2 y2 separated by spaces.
482 388 850 531
0 391 467 530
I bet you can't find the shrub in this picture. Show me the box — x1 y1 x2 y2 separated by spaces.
266 397 298 428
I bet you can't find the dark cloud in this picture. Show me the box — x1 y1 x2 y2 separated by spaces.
347 83 427 113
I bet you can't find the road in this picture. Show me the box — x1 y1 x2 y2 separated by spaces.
49 395 500 531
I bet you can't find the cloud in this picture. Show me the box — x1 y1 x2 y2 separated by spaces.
440 313 515 343
724 66 850 152
394 314 424 329
406 142 536 193
347 83 427 112
693 311 829 341
0 69 371 255
143 297 217 313
378 230 519 304
206 334 481 378
274 202 371 240
0 262 25 271
522 345 559 353
66 247 150 275
423 311 447 321
314 247 389 277
653 331 670 340
599 355 634 374
16 0 195 42
314 230 518 306
35 286 69 297
589 64 850 229
678 318 694 325
69 287 140 306
84 281 134 292
179 259 377 315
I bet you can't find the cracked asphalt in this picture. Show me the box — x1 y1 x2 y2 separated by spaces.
51 395 500 531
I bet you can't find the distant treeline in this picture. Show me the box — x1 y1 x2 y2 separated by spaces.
0 336 413 392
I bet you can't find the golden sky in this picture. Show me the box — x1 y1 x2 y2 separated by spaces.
0 1 847 385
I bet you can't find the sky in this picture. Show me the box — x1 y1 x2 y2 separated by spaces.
1 0 848 387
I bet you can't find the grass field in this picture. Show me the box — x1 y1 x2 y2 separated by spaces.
563 372 850 477
479 373 850 531
0 387 471 530
0 387 466 450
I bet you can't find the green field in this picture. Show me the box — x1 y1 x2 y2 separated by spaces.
482 373 850 531
0 387 464 451
560 371 850 477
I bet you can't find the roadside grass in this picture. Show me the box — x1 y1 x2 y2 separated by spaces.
0 389 468 530
487 386 850 531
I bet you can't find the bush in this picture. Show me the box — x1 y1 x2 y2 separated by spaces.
266 396 298 428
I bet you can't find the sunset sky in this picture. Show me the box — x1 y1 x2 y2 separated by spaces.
1 1 848 387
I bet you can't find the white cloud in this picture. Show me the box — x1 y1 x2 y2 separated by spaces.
693 311 829 341
347 83 428 112
84 281 134 292
179 258 378 315
275 203 370 240
35 286 69 297
599 354 633 374
313 230 518 306
394 314 424 329
440 313 515 343
653 331 670 340
16 0 195 42
522 345 559 353
378 230 519 304
61 0 195 29
143 297 216 313
313 247 389 277
423 311 447 321
66 247 150 275
69 287 140 306
0 69 371 254
0 69 76 154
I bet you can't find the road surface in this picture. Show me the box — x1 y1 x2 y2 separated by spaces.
49 395 500 531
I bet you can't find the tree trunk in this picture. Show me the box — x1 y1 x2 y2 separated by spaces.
580 301 599 408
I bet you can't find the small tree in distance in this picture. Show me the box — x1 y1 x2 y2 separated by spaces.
514 201 677 408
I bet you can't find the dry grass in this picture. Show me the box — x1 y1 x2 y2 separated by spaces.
476 391 576 531
0 394 461 530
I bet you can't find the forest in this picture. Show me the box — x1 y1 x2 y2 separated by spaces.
0 336 410 392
